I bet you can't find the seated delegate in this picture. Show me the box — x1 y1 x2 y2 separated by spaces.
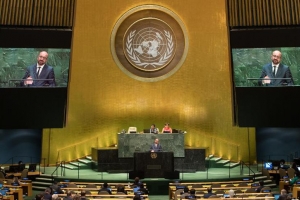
162 123 172 133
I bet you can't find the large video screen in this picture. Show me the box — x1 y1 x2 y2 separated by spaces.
230 28 300 127
0 28 72 128
232 47 300 87
0 48 70 87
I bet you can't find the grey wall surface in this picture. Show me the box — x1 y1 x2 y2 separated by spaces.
0 129 42 164
256 128 300 163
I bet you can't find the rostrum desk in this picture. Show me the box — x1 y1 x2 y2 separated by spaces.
134 151 174 178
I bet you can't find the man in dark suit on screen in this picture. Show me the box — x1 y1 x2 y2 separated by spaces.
150 138 163 152
20 51 56 87
259 50 294 86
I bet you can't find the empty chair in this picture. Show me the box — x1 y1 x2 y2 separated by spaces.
116 192 126 199
257 193 268 197
196 191 204 195
98 191 109 194
21 168 28 179
85 190 92 195
67 183 77 188
234 189 243 194
244 188 256 193
225 184 235 187
192 184 203 188
238 194 249 198
238 182 249 186
287 168 295 179
86 184 97 188
279 168 287 179
98 190 110 199
211 183 221 188
262 168 273 180
0 172 5 179
174 189 183 200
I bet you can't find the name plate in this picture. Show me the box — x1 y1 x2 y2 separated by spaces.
147 165 161 169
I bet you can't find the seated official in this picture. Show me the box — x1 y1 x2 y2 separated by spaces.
162 123 172 133
185 188 196 199
50 181 64 194
150 124 159 134
203 187 215 198
255 180 264 192
98 182 112 194
150 139 163 152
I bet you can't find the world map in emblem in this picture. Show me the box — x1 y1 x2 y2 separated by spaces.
124 20 176 72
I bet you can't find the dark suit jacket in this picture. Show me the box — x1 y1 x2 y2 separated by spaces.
20 64 56 87
203 192 215 198
150 143 163 152
259 63 294 86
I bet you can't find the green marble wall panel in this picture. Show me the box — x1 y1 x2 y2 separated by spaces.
118 133 185 158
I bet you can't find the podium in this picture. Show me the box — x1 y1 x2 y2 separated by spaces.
133 152 175 178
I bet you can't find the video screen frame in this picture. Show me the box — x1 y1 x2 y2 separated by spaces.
0 48 71 88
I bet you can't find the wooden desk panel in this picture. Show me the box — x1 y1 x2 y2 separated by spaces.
7 188 22 200
3 195 14 200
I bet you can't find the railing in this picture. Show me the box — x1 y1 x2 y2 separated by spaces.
56 136 101 163
51 161 66 182
240 160 256 180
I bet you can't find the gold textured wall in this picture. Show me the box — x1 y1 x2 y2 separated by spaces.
42 0 256 165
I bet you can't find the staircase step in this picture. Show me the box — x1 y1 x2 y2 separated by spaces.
63 164 79 170
86 156 92 160
265 183 277 188
210 157 222 162
33 186 48 191
78 158 92 164
224 162 240 168
32 181 52 186
69 161 90 170
35 177 53 182
244 172 262 176
253 175 268 180
217 160 230 164
69 162 86 167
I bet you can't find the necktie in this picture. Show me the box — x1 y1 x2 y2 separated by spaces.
273 66 276 77
36 67 41 78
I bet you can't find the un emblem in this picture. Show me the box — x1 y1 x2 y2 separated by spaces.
151 152 157 159
124 19 176 71
111 5 188 82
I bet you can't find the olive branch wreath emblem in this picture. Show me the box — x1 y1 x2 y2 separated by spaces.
125 30 174 68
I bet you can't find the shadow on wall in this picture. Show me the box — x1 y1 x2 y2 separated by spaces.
256 128 300 163
0 129 42 164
